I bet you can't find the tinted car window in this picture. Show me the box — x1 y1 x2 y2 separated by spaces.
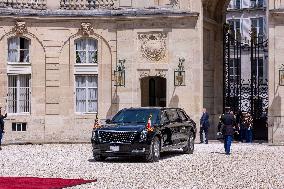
177 109 188 121
160 110 169 124
112 109 160 124
167 109 179 122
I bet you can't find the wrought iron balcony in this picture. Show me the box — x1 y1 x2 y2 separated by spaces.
60 0 115 10
0 0 47 10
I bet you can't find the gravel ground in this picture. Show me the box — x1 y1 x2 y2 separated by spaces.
0 143 284 189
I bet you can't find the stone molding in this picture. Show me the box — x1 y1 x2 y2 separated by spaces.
138 69 168 78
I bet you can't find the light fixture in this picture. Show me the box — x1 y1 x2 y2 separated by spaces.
174 58 186 86
114 59 126 87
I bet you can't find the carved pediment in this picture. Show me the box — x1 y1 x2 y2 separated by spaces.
13 21 27 35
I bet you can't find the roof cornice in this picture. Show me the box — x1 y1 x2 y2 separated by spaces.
0 8 199 20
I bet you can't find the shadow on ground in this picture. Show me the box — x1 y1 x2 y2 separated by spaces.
88 150 186 163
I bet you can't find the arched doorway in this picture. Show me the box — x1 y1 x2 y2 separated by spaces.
202 0 268 141
141 77 166 107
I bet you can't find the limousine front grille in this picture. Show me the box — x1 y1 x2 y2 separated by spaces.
98 131 137 143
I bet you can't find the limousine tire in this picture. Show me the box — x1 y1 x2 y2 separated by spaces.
183 131 194 154
94 154 106 162
145 137 160 162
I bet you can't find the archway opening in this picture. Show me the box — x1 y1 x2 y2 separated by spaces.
141 76 166 107
202 0 268 141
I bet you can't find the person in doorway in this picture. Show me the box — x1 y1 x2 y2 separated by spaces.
244 113 253 143
236 111 245 142
220 107 236 155
0 107 7 150
200 108 210 144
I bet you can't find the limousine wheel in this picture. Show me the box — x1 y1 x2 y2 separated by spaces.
183 131 194 154
94 154 106 162
145 137 160 162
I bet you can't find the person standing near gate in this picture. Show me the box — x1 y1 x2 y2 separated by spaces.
244 113 253 143
200 108 210 144
0 107 7 150
221 107 236 155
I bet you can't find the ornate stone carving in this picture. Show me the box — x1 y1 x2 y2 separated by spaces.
138 70 151 78
170 0 179 8
79 22 93 36
155 70 167 78
13 21 27 35
138 32 167 62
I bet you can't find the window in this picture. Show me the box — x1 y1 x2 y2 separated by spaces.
252 58 265 83
229 58 241 83
250 0 264 8
167 109 179 122
7 75 31 113
177 110 188 121
8 37 30 63
75 75 98 113
161 110 169 124
228 19 241 33
75 38 98 64
12 122 27 131
229 0 241 9
251 17 264 37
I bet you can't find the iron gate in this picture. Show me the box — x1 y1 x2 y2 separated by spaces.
223 24 268 139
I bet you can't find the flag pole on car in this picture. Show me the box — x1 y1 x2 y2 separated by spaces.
146 114 154 132
93 113 101 129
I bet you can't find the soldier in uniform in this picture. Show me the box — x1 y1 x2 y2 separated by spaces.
199 108 210 144
220 107 236 155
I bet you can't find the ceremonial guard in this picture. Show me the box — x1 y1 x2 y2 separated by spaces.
220 107 236 155
199 108 210 144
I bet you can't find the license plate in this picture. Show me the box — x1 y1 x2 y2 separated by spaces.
110 146 119 152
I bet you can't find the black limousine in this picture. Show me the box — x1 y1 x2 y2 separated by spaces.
91 107 196 162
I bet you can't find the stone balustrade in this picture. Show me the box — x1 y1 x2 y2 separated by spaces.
0 0 47 9
60 0 115 10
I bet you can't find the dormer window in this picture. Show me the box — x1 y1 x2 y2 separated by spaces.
8 37 30 63
75 38 98 64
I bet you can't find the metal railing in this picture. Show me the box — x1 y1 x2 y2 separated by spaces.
60 0 115 10
0 0 47 9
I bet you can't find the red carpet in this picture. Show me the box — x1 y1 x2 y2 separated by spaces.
0 177 97 189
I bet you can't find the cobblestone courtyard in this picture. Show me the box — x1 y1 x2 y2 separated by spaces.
0 143 283 189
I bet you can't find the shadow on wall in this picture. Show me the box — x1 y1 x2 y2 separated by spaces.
169 94 179 108
269 94 281 143
106 92 120 119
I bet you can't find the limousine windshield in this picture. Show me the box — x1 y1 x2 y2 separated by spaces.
112 109 160 124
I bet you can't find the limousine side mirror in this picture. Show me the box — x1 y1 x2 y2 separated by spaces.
105 119 112 124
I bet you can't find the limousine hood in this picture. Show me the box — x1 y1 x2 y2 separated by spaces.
97 123 147 132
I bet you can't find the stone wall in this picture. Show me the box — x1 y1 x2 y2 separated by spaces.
0 8 202 143
268 10 284 144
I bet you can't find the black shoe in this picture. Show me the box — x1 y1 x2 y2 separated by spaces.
199 142 203 144
205 142 208 144
0 147 2 150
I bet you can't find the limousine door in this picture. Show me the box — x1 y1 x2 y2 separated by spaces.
161 109 183 146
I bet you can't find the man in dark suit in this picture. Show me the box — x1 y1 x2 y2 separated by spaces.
0 107 7 150
200 108 210 144
221 107 236 155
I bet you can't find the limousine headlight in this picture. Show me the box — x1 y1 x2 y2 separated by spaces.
92 130 99 141
140 129 148 141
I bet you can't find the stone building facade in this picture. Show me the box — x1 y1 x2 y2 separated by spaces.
0 0 283 144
